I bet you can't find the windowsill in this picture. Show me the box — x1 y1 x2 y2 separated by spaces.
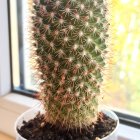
0 132 14 140
0 93 39 137
0 93 140 139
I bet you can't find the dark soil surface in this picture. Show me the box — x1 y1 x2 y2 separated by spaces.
18 112 117 140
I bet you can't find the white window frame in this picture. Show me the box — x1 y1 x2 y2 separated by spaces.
0 0 11 96
0 1 39 137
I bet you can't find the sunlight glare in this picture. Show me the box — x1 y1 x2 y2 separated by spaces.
120 0 130 4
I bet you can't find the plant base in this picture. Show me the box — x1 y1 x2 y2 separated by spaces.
17 112 117 140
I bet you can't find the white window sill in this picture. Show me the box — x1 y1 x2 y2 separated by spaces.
0 93 39 137
0 93 140 139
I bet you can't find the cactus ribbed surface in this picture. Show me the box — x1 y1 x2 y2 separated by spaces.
31 0 110 129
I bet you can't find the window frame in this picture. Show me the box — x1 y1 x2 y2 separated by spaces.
116 111 140 129
8 0 35 97
0 0 11 96
7 0 140 128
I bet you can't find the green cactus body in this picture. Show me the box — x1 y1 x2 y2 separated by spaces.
31 0 110 129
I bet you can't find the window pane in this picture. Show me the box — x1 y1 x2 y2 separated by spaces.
22 0 37 90
10 0 20 88
10 0 37 92
10 0 140 116
104 0 140 116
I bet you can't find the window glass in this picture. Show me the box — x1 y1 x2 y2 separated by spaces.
104 0 140 116
10 0 140 115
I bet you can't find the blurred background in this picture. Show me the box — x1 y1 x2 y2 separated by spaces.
11 0 140 116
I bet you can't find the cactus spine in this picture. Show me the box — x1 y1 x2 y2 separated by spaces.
30 0 110 129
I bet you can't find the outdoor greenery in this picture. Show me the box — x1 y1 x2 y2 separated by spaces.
104 0 140 115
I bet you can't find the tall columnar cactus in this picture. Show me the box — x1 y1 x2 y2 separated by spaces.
30 0 111 129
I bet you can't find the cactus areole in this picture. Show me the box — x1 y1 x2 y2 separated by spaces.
31 0 111 130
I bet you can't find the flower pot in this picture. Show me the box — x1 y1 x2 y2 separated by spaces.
15 106 119 140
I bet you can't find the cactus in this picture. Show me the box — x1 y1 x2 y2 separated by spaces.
30 0 111 130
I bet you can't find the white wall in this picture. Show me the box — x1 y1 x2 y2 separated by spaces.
0 0 11 96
